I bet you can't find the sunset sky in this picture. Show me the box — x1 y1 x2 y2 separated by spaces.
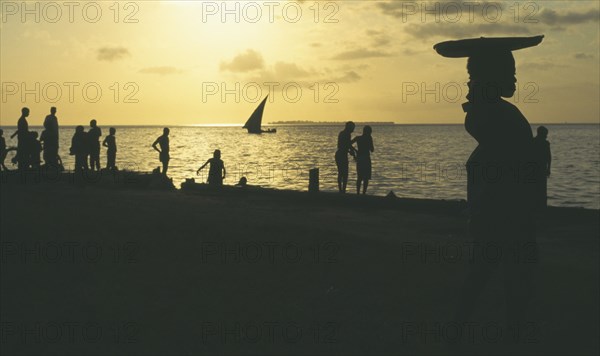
1 0 599 125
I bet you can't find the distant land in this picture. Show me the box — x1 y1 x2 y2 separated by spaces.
268 121 396 125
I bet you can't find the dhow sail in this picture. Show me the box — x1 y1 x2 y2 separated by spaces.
243 96 268 134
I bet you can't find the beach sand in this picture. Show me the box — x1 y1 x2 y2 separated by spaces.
1 177 598 355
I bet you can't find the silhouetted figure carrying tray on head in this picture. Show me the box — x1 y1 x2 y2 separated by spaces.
434 35 545 348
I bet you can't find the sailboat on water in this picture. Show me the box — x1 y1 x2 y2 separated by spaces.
243 96 276 134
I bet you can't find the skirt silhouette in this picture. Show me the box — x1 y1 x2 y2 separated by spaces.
356 155 371 180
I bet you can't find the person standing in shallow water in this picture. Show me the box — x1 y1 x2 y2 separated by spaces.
197 149 226 187
533 126 551 209
88 120 102 171
152 127 170 176
352 125 374 194
103 127 117 170
335 121 356 193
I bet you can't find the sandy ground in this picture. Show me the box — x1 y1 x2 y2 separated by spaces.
1 178 598 355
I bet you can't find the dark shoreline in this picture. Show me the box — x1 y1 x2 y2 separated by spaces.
1 170 598 218
1 171 598 355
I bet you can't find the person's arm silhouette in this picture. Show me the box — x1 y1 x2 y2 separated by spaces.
222 163 226 179
196 159 210 175
102 136 109 148
348 143 357 158
152 137 161 153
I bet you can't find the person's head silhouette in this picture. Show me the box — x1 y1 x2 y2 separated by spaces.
345 121 355 133
110 127 116 135
363 125 372 136
76 125 84 134
537 126 548 139
467 51 516 99
30 131 38 139
22 107 29 117
214 149 221 159
90 119 97 128
434 36 544 103
163 127 170 136
50 107 57 115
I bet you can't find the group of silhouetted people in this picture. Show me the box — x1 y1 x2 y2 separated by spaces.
2 107 61 172
0 107 119 174
335 122 375 194
69 121 117 172
70 120 117 172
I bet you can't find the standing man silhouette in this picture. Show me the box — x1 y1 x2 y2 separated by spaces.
152 128 170 176
335 121 356 193
10 107 30 171
43 107 60 167
88 119 102 171
434 35 544 339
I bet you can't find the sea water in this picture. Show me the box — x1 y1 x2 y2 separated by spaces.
2 124 599 209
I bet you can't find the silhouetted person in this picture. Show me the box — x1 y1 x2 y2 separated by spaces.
103 127 117 170
43 107 59 167
10 107 30 171
29 131 42 169
0 129 7 171
434 36 544 337
335 121 356 193
152 128 170 176
533 126 551 209
70 126 88 171
236 176 248 187
88 119 102 171
352 125 374 194
197 149 226 186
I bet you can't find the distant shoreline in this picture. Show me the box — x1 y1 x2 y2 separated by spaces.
268 121 396 126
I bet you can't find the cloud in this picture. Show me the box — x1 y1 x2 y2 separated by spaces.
377 1 598 28
402 48 423 56
377 1 506 20
538 8 599 26
246 61 317 83
97 47 130 62
331 48 392 60
366 29 391 47
272 62 315 78
139 66 183 75
574 53 594 60
310 42 322 48
519 60 568 71
331 71 362 83
220 49 265 72
404 22 531 39
243 61 362 88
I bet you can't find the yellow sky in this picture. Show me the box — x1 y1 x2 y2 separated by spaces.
1 0 599 125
